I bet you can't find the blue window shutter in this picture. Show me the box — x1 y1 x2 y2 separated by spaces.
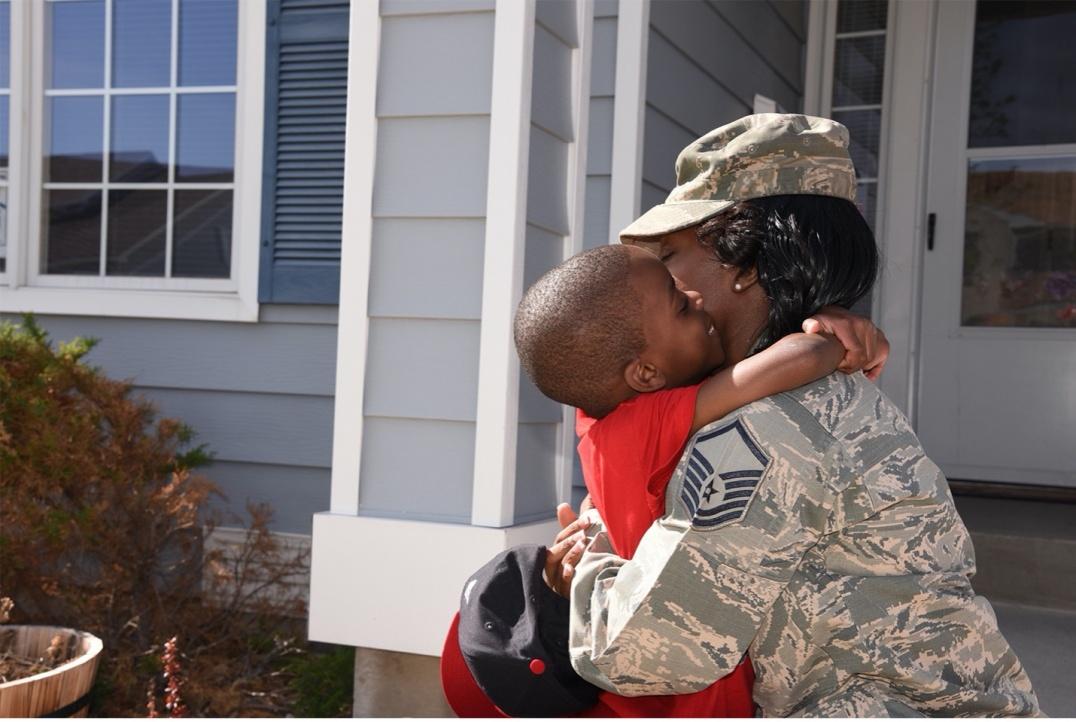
259 0 349 304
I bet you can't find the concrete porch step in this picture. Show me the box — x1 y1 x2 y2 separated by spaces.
954 495 1076 609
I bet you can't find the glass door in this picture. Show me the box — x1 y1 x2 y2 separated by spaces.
919 0 1076 487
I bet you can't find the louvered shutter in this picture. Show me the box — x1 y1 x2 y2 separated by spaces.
259 0 349 303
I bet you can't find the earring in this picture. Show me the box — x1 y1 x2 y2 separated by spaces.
733 283 743 292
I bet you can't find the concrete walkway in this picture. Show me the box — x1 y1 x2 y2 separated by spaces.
993 600 1076 717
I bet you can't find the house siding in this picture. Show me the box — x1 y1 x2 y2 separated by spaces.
515 2 581 524
643 0 807 206
356 2 495 524
2 306 338 534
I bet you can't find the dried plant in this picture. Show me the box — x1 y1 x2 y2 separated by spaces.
0 316 314 715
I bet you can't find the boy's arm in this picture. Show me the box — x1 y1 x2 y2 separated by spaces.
691 332 842 435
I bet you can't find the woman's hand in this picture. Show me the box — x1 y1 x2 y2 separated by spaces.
802 306 889 381
543 501 592 598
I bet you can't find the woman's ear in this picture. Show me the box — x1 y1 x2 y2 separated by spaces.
624 358 667 393
733 266 759 292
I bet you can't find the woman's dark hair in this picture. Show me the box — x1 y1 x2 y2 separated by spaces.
696 194 878 354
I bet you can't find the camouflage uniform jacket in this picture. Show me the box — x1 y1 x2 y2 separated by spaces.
568 372 1041 717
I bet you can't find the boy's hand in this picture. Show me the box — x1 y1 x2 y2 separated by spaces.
543 502 591 598
803 306 889 381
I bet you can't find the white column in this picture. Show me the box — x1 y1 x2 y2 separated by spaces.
471 0 537 528
607 0 650 244
329 0 381 514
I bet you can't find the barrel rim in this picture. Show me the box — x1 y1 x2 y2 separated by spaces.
0 625 104 691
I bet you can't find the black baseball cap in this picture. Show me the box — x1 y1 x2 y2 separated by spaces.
440 544 600 717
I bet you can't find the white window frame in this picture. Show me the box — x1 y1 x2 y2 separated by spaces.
0 0 264 322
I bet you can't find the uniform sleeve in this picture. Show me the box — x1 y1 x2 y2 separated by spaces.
568 406 838 696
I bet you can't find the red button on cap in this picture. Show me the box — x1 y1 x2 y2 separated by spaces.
528 658 546 675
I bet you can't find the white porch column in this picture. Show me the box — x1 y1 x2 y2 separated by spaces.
607 0 650 244
471 0 537 528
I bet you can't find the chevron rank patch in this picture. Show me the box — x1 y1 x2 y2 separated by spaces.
679 419 770 530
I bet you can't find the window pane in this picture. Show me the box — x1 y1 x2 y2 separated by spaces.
969 1 1076 148
176 94 234 181
44 189 102 275
47 96 104 183
832 35 886 107
837 0 887 33
112 0 171 88
831 108 881 179
110 95 169 183
107 189 166 276
0 95 8 169
962 156 1076 327
0 1 10 89
178 0 237 86
173 189 231 278
47 0 105 89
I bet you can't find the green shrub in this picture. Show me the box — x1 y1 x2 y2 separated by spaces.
0 315 310 716
286 645 355 717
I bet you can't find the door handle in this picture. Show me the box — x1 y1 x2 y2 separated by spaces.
927 212 936 251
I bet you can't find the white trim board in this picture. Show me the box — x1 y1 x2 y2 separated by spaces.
606 0 649 244
471 0 537 527
308 514 560 655
872 0 935 420
329 0 381 515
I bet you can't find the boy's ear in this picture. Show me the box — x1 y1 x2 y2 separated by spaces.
624 358 667 394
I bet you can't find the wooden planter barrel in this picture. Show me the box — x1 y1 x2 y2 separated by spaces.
0 626 103 718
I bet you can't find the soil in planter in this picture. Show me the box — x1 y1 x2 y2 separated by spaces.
0 629 79 684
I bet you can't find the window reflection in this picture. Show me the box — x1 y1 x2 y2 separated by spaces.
962 157 1076 327
969 1 1076 148
47 97 104 183
47 0 105 90
45 189 103 275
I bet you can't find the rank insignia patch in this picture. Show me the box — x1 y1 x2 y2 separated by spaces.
679 419 770 529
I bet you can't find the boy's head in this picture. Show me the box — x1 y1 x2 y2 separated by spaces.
514 245 725 418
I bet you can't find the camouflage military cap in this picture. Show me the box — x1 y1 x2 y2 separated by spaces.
620 113 856 241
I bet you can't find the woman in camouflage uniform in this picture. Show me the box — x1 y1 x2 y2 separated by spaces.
561 115 1041 717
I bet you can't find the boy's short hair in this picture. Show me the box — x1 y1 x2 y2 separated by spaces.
514 245 645 418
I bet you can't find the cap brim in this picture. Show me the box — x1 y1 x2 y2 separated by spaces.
440 613 507 718
618 199 733 243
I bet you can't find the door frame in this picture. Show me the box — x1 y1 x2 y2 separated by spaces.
861 0 936 424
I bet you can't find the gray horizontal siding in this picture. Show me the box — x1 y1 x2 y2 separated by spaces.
363 318 480 422
644 0 807 196
208 461 330 534
531 23 575 141
358 417 475 523
373 115 491 218
583 6 617 251
377 12 494 117
514 422 560 524
514 1 581 522
3 309 338 536
5 314 338 396
360 6 495 523
380 0 494 15
368 218 485 320
527 126 571 235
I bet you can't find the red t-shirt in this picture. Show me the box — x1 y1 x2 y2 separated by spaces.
575 385 756 717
